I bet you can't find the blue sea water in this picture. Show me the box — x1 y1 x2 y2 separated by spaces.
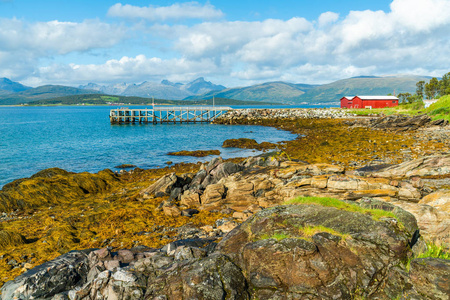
0 105 305 187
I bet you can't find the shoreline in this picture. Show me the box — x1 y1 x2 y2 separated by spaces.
1 109 449 297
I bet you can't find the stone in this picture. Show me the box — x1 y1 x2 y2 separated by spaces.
409 258 450 299
389 200 450 246
1 249 94 300
145 254 248 299
181 208 200 217
200 183 225 209
373 154 450 178
140 173 178 197
420 190 450 213
217 203 414 299
163 205 182 217
180 190 201 208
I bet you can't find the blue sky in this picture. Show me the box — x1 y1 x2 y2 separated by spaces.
0 0 449 87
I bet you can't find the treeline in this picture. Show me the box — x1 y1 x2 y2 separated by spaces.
398 72 450 104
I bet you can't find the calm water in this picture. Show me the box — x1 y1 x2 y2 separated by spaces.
0 105 304 187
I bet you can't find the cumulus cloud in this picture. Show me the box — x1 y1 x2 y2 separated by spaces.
25 55 219 86
0 18 127 54
6 0 450 86
318 12 339 27
0 17 128 80
107 2 224 21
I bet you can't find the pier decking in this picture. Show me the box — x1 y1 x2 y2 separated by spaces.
110 106 231 124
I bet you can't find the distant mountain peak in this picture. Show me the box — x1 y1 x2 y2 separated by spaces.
0 77 31 93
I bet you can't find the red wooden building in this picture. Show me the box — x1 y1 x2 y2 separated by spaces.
340 96 399 109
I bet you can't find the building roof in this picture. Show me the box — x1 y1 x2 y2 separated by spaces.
356 96 399 100
341 96 354 100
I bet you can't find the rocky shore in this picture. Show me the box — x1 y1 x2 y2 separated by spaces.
1 109 449 299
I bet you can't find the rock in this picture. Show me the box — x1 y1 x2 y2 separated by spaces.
207 162 244 184
145 254 249 299
373 154 450 178
389 200 450 246
140 173 178 197
114 164 136 169
200 183 225 210
68 269 146 300
181 208 200 217
1 249 94 300
217 203 414 299
420 190 450 213
167 150 221 157
163 205 182 217
371 114 432 130
180 190 201 208
409 258 450 299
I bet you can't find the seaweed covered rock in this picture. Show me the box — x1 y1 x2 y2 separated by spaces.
216 202 415 299
0 169 120 212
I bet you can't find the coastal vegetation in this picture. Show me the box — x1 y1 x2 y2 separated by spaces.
167 150 221 157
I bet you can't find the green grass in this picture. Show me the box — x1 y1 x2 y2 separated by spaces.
417 241 450 260
426 95 450 121
285 197 398 222
347 101 425 116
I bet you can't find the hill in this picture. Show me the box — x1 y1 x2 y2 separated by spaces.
0 78 31 95
185 81 317 103
27 94 273 106
296 75 432 104
187 76 431 104
0 85 100 105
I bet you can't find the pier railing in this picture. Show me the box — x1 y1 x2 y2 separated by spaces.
110 106 231 124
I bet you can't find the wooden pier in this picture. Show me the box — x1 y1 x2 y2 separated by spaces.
110 106 231 124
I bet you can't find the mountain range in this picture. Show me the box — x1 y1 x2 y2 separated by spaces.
79 77 226 100
0 75 432 105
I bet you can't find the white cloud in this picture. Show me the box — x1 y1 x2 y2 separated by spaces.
107 2 224 21
0 18 128 80
24 55 219 86
5 0 450 87
0 18 126 54
318 12 339 27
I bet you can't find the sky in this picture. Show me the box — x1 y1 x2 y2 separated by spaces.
1 0 449 88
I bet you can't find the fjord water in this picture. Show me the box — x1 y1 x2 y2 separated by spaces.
0 106 298 187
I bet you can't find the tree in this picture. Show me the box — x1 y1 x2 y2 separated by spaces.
416 81 425 99
439 72 450 96
425 77 439 99
397 92 413 104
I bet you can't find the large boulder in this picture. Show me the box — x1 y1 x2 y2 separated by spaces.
389 200 450 246
1 250 94 300
216 203 415 299
145 254 249 299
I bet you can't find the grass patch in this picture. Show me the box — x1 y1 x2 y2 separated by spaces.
285 196 398 222
426 95 450 121
417 241 450 260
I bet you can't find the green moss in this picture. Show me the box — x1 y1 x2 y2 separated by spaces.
285 196 398 222
299 225 350 240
